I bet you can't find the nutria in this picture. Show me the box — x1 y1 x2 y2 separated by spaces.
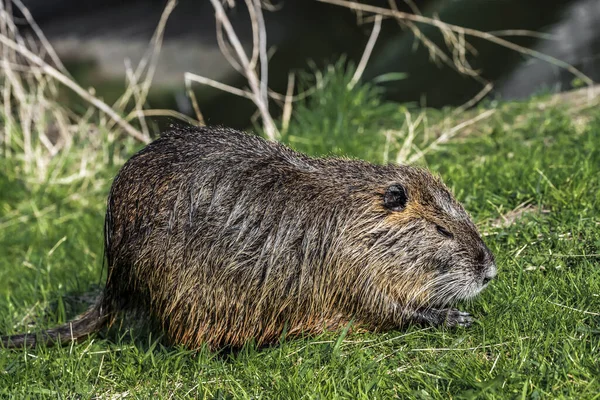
1 125 497 350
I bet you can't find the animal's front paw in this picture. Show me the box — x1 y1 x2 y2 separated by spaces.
405 307 474 328
443 308 473 328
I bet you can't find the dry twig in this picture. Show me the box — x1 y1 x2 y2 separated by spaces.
348 14 383 90
0 34 147 142
318 0 594 87
108 0 178 136
406 109 495 164
189 0 278 140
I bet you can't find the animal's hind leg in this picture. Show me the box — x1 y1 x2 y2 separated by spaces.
285 313 358 339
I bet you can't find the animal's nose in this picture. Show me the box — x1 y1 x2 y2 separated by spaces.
482 262 497 285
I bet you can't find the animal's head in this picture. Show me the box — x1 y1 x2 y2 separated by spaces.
351 165 496 309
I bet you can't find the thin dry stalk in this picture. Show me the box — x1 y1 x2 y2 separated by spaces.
1 59 16 156
438 19 479 77
185 72 253 99
198 0 278 140
125 109 200 127
384 0 480 78
0 34 147 142
281 72 295 135
260 0 283 12
485 200 540 231
406 108 495 164
251 0 269 109
110 0 177 135
0 1 145 186
399 0 421 16
139 0 177 105
268 84 318 103
215 18 244 75
10 0 67 74
1 84 13 156
348 14 382 90
19 87 33 171
394 110 424 164
487 29 556 40
317 0 594 87
1 1 62 102
244 0 261 71
451 81 494 115
124 59 150 139
185 79 205 125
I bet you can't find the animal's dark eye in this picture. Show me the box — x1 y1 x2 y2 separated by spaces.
436 225 453 239
383 184 408 211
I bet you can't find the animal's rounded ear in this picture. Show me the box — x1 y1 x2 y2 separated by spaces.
383 184 408 211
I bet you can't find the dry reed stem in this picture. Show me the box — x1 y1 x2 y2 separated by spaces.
205 0 279 140
139 0 177 105
124 59 150 139
485 201 540 231
318 0 594 87
383 0 480 78
259 0 283 12
1 0 155 185
451 82 494 116
406 109 496 164
395 110 424 164
184 72 253 99
10 0 67 74
486 29 556 40
281 72 295 135
215 18 244 75
243 0 261 71
382 128 394 165
268 84 319 103
184 79 205 125
125 109 200 127
0 34 147 143
202 1 385 129
251 0 269 108
348 14 382 90
109 0 177 136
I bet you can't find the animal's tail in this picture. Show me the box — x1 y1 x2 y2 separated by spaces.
1 300 108 349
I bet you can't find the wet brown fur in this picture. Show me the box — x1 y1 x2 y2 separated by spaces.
2 126 496 350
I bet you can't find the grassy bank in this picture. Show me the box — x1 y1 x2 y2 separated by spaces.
0 70 599 398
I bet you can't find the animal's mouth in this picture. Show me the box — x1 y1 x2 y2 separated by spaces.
434 261 497 306
458 273 496 301
429 277 489 308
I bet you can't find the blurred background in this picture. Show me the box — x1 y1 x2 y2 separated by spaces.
11 0 600 129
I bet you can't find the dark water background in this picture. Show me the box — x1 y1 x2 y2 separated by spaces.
13 0 600 129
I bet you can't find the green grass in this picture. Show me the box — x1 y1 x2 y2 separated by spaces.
1 72 599 398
